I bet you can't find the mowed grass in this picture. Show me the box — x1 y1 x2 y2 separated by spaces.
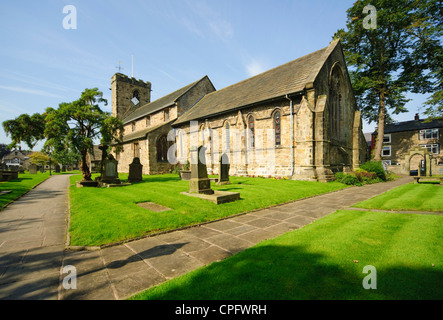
0 172 50 209
68 174 348 246
131 210 443 300
353 183 443 212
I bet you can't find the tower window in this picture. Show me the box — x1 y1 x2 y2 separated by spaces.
131 90 140 105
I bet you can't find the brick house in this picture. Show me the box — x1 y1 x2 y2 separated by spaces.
372 114 443 175
112 40 369 181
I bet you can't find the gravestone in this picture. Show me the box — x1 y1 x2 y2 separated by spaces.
128 157 143 182
55 165 61 173
62 165 67 172
101 154 120 184
29 164 38 174
217 153 231 185
189 146 214 195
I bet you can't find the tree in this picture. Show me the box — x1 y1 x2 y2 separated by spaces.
44 88 123 181
335 0 443 159
29 151 58 167
3 113 46 149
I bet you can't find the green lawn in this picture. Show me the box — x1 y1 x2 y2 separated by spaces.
131 210 443 300
353 183 443 212
0 172 51 209
68 173 348 246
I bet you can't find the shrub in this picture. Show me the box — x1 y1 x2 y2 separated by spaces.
334 172 362 186
360 161 386 181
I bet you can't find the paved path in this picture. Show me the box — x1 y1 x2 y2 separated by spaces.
1 175 414 300
0 175 69 299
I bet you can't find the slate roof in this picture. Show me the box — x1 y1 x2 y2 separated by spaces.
122 76 211 124
121 120 176 143
379 118 443 134
173 40 341 126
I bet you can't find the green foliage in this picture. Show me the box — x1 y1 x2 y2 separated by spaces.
360 161 386 181
28 151 58 167
334 172 362 186
334 0 443 158
2 113 46 149
44 88 123 181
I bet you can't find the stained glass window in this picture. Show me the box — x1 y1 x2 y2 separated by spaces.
274 111 281 146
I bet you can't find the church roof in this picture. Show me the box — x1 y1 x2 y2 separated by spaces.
122 76 210 124
174 40 340 126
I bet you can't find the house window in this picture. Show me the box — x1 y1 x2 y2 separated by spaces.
383 134 391 144
146 116 151 127
156 135 169 162
274 111 281 146
133 142 140 158
248 115 255 148
382 146 391 157
420 144 440 154
419 128 439 140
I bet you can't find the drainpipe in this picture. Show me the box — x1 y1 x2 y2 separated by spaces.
285 95 294 176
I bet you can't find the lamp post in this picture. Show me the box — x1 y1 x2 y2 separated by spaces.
48 151 52 176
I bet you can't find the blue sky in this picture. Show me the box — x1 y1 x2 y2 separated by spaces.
0 0 429 150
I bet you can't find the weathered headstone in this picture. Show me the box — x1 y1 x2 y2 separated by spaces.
29 164 38 174
55 165 61 173
189 146 214 195
101 154 120 184
128 157 143 182
62 165 67 172
217 153 231 185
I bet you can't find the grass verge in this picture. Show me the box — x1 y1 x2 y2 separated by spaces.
0 172 51 210
68 174 348 246
352 183 443 212
130 210 443 300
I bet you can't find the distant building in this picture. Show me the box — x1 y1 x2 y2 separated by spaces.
1 149 32 170
372 114 443 175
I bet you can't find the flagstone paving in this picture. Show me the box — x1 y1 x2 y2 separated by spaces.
0 175 413 300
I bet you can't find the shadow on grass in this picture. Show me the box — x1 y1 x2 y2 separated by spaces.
133 243 443 300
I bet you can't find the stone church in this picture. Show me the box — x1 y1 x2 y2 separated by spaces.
111 40 369 181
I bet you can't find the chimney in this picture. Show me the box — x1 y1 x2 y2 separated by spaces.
415 113 419 121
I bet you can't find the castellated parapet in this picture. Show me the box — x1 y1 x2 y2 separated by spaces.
111 73 152 120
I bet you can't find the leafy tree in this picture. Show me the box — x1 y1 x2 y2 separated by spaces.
44 88 123 181
0 143 10 160
335 0 443 159
29 151 58 167
2 113 46 149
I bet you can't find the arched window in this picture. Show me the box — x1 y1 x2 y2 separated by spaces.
248 115 255 148
156 134 168 162
274 111 281 146
132 90 140 105
329 66 345 140
225 122 230 152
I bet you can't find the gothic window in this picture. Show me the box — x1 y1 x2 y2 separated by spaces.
248 115 255 148
329 66 345 140
156 135 168 162
274 111 281 146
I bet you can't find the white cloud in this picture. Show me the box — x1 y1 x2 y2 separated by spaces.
0 85 65 98
245 59 268 77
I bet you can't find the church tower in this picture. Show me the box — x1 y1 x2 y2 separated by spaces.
111 73 152 120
